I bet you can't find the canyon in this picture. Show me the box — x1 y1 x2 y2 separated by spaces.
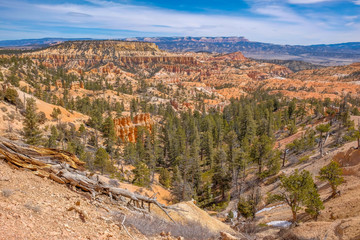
1 39 360 239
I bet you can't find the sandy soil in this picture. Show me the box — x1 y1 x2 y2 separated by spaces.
255 139 360 239
0 160 138 240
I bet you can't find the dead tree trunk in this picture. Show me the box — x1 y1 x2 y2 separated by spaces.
0 137 176 222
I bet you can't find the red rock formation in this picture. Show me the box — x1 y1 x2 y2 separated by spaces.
70 81 83 90
113 113 153 143
25 41 197 71
55 80 62 88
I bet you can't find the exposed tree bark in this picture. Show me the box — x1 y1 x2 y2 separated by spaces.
282 149 287 167
0 137 175 222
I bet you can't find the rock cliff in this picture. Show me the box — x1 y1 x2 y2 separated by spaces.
25 40 196 70
113 113 153 143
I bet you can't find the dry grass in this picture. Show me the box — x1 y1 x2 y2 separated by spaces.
1 189 13 197
24 202 41 213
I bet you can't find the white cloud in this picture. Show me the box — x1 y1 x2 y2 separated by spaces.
288 0 334 4
0 0 359 44
252 5 305 23
353 0 360 5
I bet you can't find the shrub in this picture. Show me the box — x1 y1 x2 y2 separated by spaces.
1 189 13 198
237 197 253 219
4 88 19 105
24 202 41 213
38 111 47 124
299 155 310 164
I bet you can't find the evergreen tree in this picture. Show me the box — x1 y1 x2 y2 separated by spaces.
201 130 214 169
159 167 171 188
47 125 58 148
237 187 262 219
23 98 42 145
50 107 61 121
78 124 87 145
171 165 193 202
251 134 279 176
102 116 117 155
305 184 324 220
94 147 110 174
269 169 322 223
123 142 137 164
212 148 231 199
132 161 151 187
318 161 344 197
4 88 19 105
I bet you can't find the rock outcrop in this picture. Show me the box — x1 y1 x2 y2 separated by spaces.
25 40 197 71
113 113 153 143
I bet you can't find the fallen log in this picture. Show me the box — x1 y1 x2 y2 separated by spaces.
0 137 175 222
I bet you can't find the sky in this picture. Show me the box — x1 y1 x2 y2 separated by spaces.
0 0 359 45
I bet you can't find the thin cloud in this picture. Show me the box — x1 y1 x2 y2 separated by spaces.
0 0 359 44
252 5 305 23
288 0 334 4
66 12 92 18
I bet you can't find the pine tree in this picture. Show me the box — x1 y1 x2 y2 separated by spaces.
78 124 87 145
47 125 58 148
132 161 151 187
251 134 279 176
94 147 110 174
318 161 344 197
305 184 324 220
201 130 214 169
50 107 61 121
212 148 231 200
123 142 137 164
4 88 19 105
102 116 117 155
269 169 323 223
171 165 192 202
159 167 171 188
88 108 103 147
237 187 262 219
23 98 42 145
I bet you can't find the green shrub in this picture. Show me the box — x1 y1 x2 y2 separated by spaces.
299 155 310 163
4 88 19 105
237 197 253 219
159 167 171 188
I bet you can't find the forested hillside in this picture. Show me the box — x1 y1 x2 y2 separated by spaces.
1 42 360 238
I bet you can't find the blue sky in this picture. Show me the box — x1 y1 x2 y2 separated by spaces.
0 0 359 44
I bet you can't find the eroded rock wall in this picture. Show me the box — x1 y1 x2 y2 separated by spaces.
113 113 153 143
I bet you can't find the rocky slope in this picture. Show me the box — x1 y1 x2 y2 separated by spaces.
0 139 240 240
127 37 360 65
3 37 360 65
2 40 360 110
13 40 295 109
26 40 197 70
252 141 360 240
290 62 360 82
